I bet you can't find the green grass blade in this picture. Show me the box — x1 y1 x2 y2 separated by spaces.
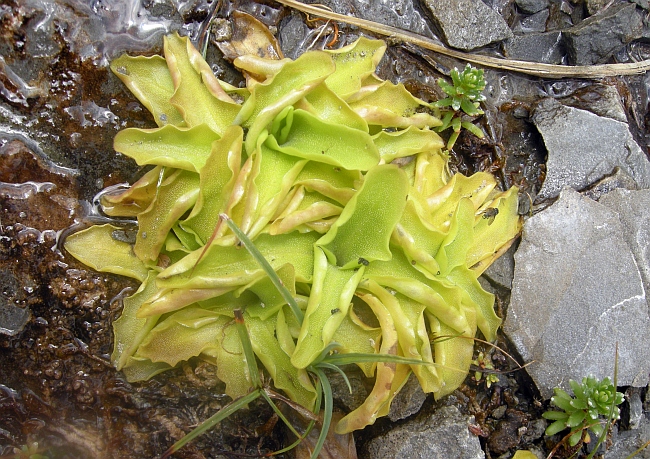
160 389 261 458
323 352 432 367
625 439 650 459
260 389 303 440
221 213 304 324
310 342 342 365
310 367 333 459
234 308 261 389
316 362 352 393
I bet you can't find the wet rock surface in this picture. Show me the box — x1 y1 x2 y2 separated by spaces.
2 0 650 458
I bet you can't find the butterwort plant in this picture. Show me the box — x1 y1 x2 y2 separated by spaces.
64 32 521 455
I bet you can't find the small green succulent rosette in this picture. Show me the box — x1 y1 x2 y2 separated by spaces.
64 32 521 433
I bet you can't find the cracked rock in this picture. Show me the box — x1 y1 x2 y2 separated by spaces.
531 98 650 201
504 188 650 399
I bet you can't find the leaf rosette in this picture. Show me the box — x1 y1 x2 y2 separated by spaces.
64 32 521 434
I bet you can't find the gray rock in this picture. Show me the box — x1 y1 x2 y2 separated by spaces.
512 9 550 34
0 269 31 336
515 0 549 14
0 301 30 336
531 98 650 201
278 12 310 60
582 167 638 201
388 372 428 421
585 0 609 16
327 366 368 413
632 0 650 9
624 387 644 430
564 3 644 65
313 0 434 38
483 241 517 290
600 189 650 297
504 188 650 399
559 84 628 123
503 31 563 64
367 405 485 459
422 0 513 51
605 416 650 458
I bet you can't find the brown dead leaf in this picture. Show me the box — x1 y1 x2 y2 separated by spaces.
214 10 283 62
293 411 358 459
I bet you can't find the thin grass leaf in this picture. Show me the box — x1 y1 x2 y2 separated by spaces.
310 367 333 459
234 308 261 389
310 341 344 365
160 389 261 458
323 352 426 366
316 362 353 393
259 389 304 440
624 438 650 459
221 214 304 323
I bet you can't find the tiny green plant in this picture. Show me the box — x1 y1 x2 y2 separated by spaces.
471 351 499 388
542 375 624 448
433 63 486 150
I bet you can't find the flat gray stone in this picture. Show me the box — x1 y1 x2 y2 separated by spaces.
0 301 30 336
532 98 650 201
422 0 513 51
483 242 517 290
504 188 650 399
367 405 484 459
